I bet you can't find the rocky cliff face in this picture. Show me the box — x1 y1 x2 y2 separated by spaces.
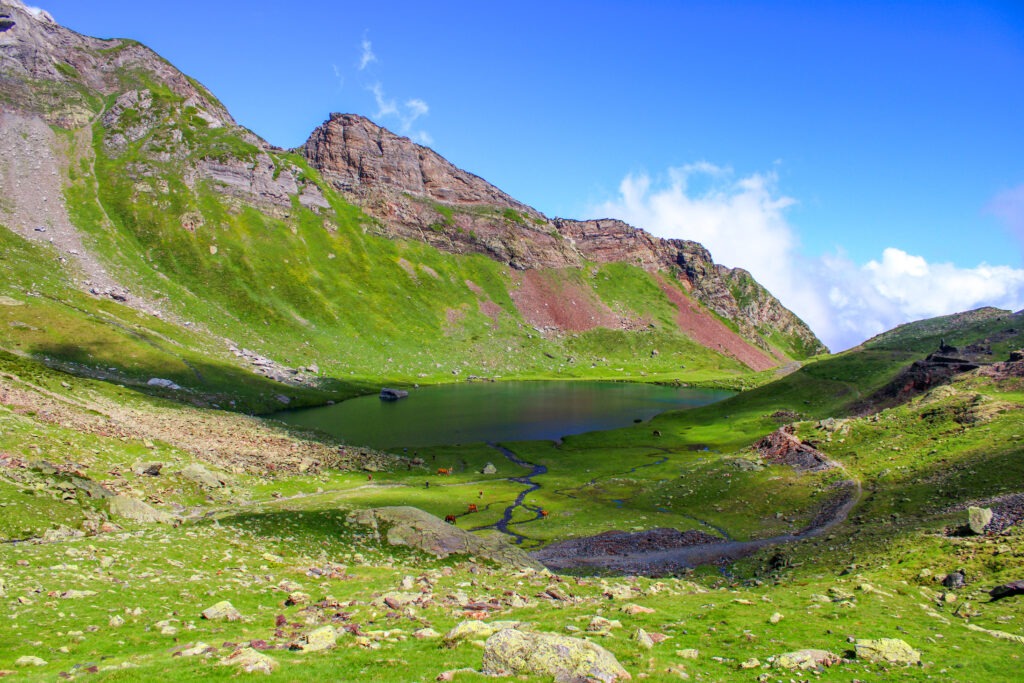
301 114 827 357
0 1 229 128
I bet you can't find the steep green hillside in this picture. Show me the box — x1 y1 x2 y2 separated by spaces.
0 1 830 406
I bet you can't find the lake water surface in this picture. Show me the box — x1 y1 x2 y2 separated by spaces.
274 381 732 448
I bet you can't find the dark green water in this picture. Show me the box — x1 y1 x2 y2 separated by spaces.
274 382 732 448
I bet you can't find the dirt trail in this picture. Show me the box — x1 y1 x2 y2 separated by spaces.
532 454 862 575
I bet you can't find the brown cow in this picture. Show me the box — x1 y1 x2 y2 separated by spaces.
539 510 549 518
444 514 457 524
467 504 478 513
436 467 452 476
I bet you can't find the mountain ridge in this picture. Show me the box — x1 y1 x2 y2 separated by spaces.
1 1 824 400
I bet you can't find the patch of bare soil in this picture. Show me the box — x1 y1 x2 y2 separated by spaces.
536 527 721 559
0 110 155 310
752 426 835 472
509 270 624 333
655 276 776 371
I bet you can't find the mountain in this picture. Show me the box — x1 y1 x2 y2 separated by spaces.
0 1 824 410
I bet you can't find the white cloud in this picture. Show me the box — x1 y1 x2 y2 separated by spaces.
331 64 345 90
594 166 1024 351
369 82 398 119
367 83 431 144
359 38 377 70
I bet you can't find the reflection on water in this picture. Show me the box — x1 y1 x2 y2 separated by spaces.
273 381 732 449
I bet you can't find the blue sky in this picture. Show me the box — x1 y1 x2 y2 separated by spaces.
30 0 1024 350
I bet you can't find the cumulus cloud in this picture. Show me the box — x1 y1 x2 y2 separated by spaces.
594 166 1024 351
359 38 377 71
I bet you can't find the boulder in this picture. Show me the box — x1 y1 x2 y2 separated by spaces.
201 600 242 622
146 378 181 390
967 506 993 534
296 625 337 652
990 579 1024 601
178 642 214 657
413 628 441 639
180 463 226 488
482 629 631 682
632 628 654 649
15 656 47 667
482 462 497 475
346 506 544 570
218 647 277 674
942 569 966 590
133 462 163 476
855 638 920 665
773 649 840 671
109 495 177 524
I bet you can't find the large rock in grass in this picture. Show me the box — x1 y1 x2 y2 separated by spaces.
346 506 544 570
773 649 840 671
482 629 631 682
855 638 921 665
296 625 337 652
180 463 226 489
108 495 178 524
218 647 277 674
201 600 242 622
967 506 993 534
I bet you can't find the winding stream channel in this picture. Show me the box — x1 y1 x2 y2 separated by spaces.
474 442 862 573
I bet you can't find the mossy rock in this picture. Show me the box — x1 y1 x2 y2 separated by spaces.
855 637 921 665
482 628 631 681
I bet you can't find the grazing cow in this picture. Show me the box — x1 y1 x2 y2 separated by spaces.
444 514 457 524
437 467 452 476
540 509 549 518
467 504 478 513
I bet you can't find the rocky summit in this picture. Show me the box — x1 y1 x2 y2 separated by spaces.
1 3 1023 682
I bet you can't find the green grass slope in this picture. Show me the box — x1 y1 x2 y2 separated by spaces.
0 307 1023 681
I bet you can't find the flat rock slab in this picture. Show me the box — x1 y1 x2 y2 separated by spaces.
347 506 544 570
855 638 921 665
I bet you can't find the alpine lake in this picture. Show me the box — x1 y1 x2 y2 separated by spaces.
273 381 733 448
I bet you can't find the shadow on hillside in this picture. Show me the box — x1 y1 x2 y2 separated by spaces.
27 341 374 414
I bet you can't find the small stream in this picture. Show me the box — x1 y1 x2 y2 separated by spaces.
469 443 548 546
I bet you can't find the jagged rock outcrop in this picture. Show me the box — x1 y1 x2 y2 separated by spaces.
301 115 826 356
0 1 230 128
303 113 576 270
